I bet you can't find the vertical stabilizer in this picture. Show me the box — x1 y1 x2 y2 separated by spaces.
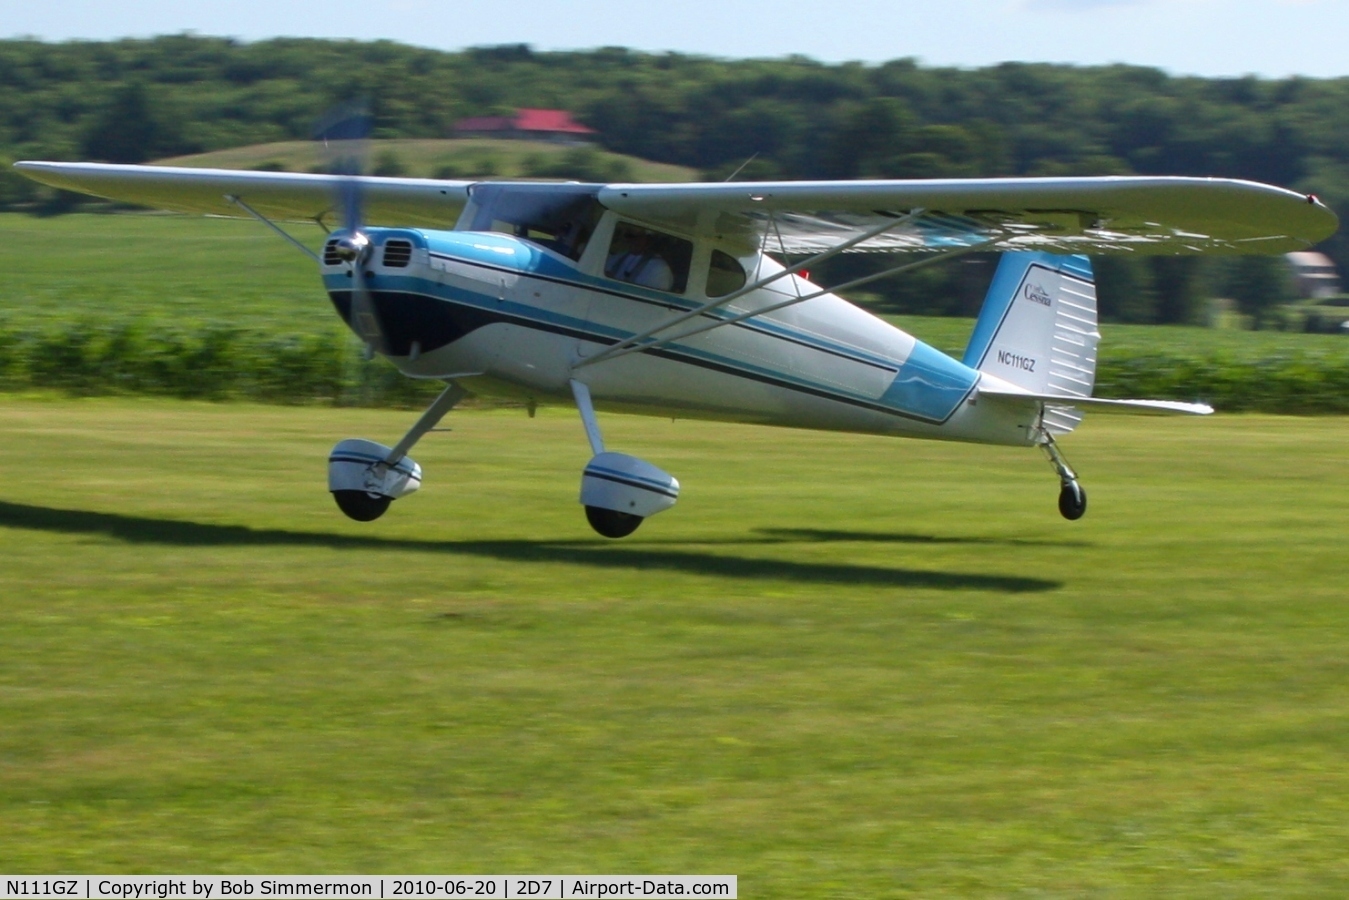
964 252 1099 434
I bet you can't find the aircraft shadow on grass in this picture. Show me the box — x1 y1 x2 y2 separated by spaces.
754 527 1090 548
0 500 1061 593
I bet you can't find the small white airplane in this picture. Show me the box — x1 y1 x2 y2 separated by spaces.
14 154 1337 536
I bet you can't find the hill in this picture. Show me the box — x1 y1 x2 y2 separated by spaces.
155 138 700 183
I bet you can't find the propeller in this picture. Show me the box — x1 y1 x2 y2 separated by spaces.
316 104 387 357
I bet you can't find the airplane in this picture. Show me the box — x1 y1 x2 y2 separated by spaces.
13 154 1337 537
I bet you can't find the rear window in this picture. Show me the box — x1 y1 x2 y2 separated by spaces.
706 250 747 297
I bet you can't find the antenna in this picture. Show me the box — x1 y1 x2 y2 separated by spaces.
723 152 760 183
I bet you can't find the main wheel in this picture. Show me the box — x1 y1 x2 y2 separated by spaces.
585 505 643 539
1058 481 1087 521
333 489 392 522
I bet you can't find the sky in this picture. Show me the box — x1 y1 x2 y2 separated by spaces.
5 0 1348 79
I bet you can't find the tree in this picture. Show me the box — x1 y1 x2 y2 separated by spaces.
1094 257 1157 324
81 81 186 163
1150 257 1206 325
1224 256 1295 327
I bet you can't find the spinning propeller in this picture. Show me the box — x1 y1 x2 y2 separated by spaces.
317 105 387 357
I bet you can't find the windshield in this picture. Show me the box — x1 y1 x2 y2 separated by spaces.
461 183 604 262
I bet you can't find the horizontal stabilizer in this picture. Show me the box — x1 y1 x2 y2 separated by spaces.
979 386 1213 416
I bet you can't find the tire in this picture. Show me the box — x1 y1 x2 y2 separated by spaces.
585 505 643 538
1058 482 1087 521
333 489 392 522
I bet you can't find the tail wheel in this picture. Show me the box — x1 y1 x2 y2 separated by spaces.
585 505 643 539
333 490 392 522
1058 481 1087 521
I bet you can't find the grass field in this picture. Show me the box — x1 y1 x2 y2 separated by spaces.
8 212 1347 359
3 212 328 329
1 398 1347 894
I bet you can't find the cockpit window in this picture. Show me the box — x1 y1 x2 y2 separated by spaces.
706 249 747 297
463 183 603 261
605 221 692 294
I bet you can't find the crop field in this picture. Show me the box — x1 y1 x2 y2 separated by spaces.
886 313 1349 360
1 398 1347 895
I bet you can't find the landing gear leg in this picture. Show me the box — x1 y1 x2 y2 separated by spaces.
1042 437 1087 521
384 381 470 471
329 381 469 521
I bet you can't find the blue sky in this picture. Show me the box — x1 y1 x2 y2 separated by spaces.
6 0 1347 79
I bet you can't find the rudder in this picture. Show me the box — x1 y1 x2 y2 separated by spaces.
964 252 1099 434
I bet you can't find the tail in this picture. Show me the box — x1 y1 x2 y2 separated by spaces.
964 252 1099 435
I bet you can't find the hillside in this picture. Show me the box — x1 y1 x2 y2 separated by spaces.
154 138 699 183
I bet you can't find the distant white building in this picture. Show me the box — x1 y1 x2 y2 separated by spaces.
1285 251 1341 299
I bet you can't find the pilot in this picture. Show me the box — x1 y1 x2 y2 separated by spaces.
607 230 674 291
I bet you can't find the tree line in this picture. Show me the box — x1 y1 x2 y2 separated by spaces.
2 35 1345 323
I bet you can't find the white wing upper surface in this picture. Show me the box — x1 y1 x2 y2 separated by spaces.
13 161 472 228
598 177 1338 255
13 162 1338 254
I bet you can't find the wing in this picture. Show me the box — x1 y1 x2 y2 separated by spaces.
597 177 1337 255
13 161 471 228
14 163 1336 255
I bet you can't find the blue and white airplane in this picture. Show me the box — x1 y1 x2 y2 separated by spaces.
14 159 1337 536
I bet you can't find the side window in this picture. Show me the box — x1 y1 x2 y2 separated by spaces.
605 222 692 294
482 209 599 261
706 249 747 297
463 185 603 262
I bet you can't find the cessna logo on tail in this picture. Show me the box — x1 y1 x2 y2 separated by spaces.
1023 283 1052 307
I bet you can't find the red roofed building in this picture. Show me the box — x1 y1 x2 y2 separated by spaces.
453 108 597 144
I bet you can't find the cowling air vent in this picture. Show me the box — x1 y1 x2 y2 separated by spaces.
323 239 344 266
382 239 413 268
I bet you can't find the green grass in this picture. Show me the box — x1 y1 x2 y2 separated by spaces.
156 139 700 183
2 398 1348 895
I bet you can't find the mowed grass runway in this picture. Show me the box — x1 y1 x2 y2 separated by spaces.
0 399 1346 893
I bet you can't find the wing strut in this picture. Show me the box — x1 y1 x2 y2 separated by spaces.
621 239 995 360
224 194 321 262
573 208 926 370
574 212 995 370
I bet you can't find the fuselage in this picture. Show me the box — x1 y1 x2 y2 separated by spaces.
320 200 1039 448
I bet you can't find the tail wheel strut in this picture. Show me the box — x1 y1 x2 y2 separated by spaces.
1042 437 1087 521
